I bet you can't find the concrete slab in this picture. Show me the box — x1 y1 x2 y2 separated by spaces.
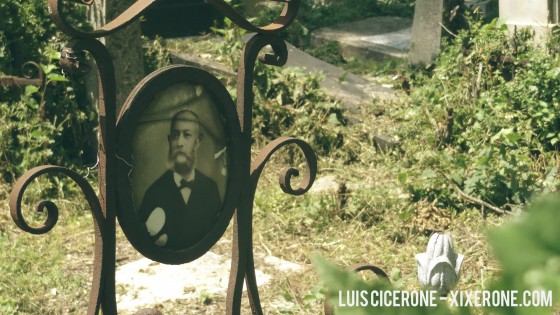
170 52 236 82
312 16 413 60
499 0 559 43
170 37 395 121
283 41 395 119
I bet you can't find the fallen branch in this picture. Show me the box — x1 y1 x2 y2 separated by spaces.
437 170 511 215
439 22 458 38
453 184 511 215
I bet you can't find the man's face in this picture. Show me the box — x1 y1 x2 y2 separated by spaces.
168 120 200 175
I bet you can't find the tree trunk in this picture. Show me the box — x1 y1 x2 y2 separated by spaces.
82 0 145 163
87 0 145 114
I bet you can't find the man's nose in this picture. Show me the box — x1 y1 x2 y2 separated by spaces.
177 134 186 147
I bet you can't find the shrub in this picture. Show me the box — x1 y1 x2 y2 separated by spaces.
396 18 560 209
0 0 96 182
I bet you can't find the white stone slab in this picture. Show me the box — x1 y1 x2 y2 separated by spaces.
115 251 303 312
499 0 559 42
360 27 412 51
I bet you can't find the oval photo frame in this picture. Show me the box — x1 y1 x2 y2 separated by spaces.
116 65 241 264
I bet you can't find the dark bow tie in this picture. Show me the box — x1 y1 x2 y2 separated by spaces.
179 179 194 190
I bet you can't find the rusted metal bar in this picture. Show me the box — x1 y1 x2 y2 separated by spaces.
0 62 45 88
9 0 316 314
323 264 390 315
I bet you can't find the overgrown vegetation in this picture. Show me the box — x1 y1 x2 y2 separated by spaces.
184 18 349 158
394 18 560 210
254 0 415 48
316 195 560 315
1 0 559 314
0 0 97 182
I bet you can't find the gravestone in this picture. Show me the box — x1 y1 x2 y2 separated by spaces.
499 0 559 43
408 0 444 64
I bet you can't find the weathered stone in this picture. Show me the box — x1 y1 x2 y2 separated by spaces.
283 42 395 121
416 233 463 296
409 0 444 64
312 17 413 60
170 38 395 122
135 309 164 315
170 52 236 84
499 0 559 43
308 175 340 194
87 0 145 112
373 135 401 153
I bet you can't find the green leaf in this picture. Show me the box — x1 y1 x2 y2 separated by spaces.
397 172 408 184
24 85 39 96
421 169 437 179
390 268 401 282
47 73 68 82
327 113 341 126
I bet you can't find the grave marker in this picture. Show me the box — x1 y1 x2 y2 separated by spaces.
499 0 560 43
409 0 445 64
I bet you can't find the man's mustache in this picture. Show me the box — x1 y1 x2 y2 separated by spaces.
170 151 194 161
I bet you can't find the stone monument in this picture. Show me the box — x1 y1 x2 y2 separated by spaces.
409 0 445 64
499 0 560 42
416 233 463 296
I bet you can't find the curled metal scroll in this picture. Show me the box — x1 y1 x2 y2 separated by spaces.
47 0 158 38
7 37 118 314
48 0 299 39
9 165 106 314
251 136 317 196
59 37 118 315
207 0 300 34
323 264 390 315
0 61 45 88
227 33 295 315
237 33 288 131
245 137 317 314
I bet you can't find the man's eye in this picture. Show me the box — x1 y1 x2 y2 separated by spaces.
171 133 180 139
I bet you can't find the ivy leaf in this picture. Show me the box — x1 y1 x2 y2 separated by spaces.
421 169 437 179
47 73 68 82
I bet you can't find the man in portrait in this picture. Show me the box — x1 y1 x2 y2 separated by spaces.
139 109 221 249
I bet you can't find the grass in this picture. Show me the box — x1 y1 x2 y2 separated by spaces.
0 181 94 314
0 46 511 314
0 102 508 314
1 9 554 315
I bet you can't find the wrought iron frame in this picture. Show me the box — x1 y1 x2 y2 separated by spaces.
9 0 319 314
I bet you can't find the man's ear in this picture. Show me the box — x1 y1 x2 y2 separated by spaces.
195 134 202 149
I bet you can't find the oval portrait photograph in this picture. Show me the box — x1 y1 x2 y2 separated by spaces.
116 65 241 264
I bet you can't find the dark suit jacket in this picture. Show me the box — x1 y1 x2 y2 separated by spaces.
139 169 221 249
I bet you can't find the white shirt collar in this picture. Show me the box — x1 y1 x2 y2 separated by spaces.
173 170 195 187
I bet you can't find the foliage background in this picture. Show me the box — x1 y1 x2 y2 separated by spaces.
0 0 559 313
0 0 97 183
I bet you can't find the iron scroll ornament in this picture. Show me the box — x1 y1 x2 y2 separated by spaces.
0 61 46 88
225 33 318 315
9 0 317 314
47 0 300 38
9 165 107 314
9 37 119 314
115 65 243 264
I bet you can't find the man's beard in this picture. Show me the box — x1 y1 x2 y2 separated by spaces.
170 151 195 175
